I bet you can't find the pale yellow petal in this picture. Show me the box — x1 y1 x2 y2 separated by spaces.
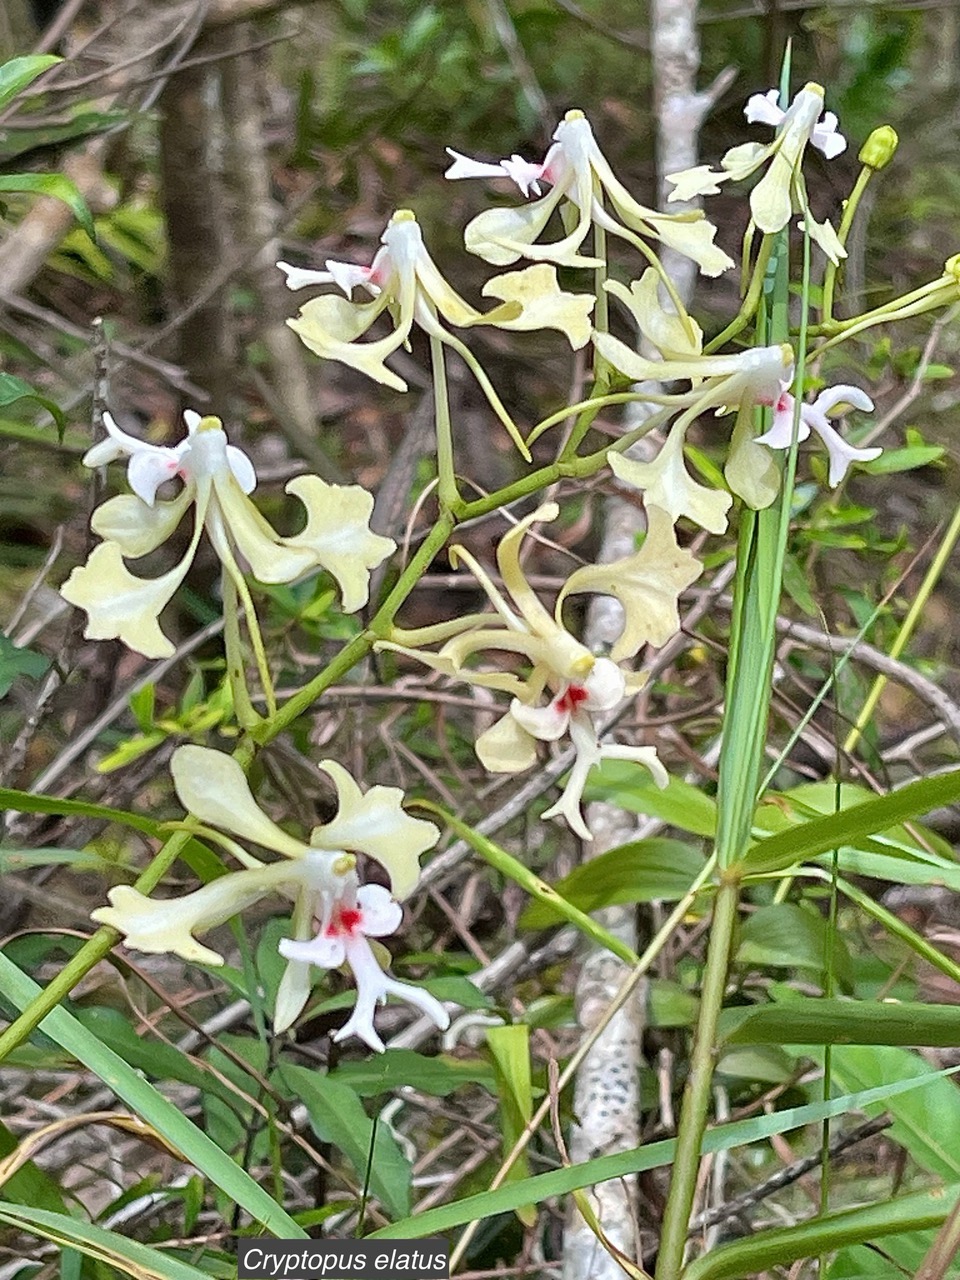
377 638 528 697
91 489 193 559
719 141 770 178
171 745 309 859
724 405 781 509
559 506 702 660
212 482 315 584
749 145 795 233
605 272 702 360
481 264 595 349
282 475 396 612
609 431 731 535
644 213 735 278
91 862 306 966
310 761 439 899
274 882 321 1033
60 541 188 659
288 293 410 391
463 194 601 269
475 709 538 773
800 209 846 265
666 165 726 202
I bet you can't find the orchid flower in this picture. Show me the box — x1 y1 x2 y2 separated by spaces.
380 504 698 839
445 110 733 277
666 84 846 262
279 879 449 1053
280 209 594 459
754 385 880 486
60 411 394 660
92 745 441 1040
596 314 795 524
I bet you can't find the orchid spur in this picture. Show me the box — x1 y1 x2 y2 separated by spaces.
667 83 847 263
381 504 699 839
92 746 443 1045
61 411 394 685
281 209 594 461
446 110 733 278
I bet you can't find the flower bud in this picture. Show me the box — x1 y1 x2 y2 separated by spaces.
945 253 960 283
859 126 898 171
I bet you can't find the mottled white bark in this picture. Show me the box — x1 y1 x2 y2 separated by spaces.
562 3 728 1275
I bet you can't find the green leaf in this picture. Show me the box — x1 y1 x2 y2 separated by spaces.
583 761 716 836
862 444 945 474
279 1064 411 1219
781 551 818 616
736 903 853 988
0 846 112 874
369 1065 960 1238
0 633 49 698
648 979 699 1028
0 1203 213 1280
681 1186 960 1280
0 56 60 110
330 1050 495 1097
0 949 305 1237
72 1006 241 1110
486 1024 535 1225
0 1118 67 1212
0 173 94 238
520 838 707 928
826 1044 960 1181
0 110 128 165
739 768 960 875
721 997 960 1050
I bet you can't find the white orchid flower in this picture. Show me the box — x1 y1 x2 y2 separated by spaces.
61 411 394 660
596 335 795 526
380 504 695 840
754 385 880 486
446 110 733 277
667 83 846 262
93 746 440 1035
279 880 450 1052
281 209 593 460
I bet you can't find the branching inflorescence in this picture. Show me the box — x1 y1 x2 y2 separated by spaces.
58 82 957 1068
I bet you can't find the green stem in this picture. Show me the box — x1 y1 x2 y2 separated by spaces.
430 334 459 512
821 165 872 324
420 803 640 967
252 512 457 745
655 877 740 1280
222 571 261 729
0 830 191 1063
703 234 775 354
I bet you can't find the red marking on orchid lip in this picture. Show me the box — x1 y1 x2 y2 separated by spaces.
776 394 791 413
556 684 589 714
323 905 365 937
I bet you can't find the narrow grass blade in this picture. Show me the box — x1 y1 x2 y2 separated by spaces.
369 1064 960 1238
0 1203 212 1280
0 949 306 1238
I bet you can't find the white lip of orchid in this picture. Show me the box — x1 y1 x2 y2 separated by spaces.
277 881 449 1052
82 410 257 508
744 84 847 160
755 384 879 486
